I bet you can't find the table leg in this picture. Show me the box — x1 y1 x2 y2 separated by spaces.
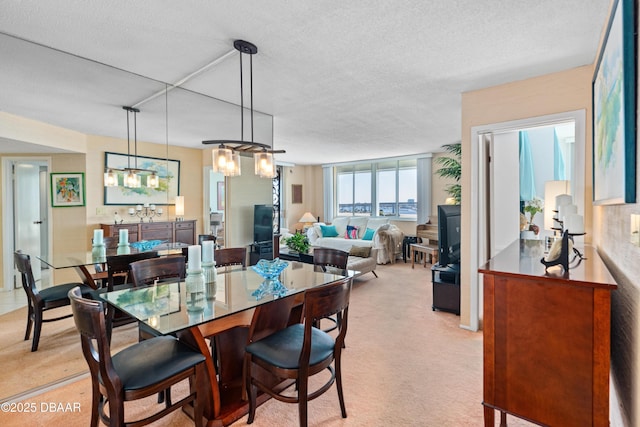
411 247 416 269
483 406 494 427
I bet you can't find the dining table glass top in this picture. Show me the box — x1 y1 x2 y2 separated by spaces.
100 262 353 335
36 242 188 269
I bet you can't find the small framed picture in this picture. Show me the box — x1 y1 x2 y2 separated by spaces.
51 172 85 207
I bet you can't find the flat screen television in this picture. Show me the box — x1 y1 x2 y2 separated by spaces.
253 204 273 244
437 204 461 266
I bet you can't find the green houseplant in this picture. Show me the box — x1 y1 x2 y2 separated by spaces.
434 142 461 204
283 232 310 254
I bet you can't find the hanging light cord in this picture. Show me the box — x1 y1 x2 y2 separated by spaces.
126 108 131 169
239 48 244 142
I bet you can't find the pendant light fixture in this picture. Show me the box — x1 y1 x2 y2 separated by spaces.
104 106 160 188
203 40 284 178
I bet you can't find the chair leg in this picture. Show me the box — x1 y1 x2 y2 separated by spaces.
31 309 43 352
335 358 347 418
24 305 33 341
246 358 256 424
89 379 100 427
372 270 378 278
108 392 125 427
298 377 309 427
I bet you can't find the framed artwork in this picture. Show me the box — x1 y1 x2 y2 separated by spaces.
104 152 180 205
51 172 85 207
592 0 636 205
217 181 225 210
292 184 303 204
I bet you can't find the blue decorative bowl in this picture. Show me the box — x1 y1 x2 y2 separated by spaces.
252 258 289 280
130 240 166 251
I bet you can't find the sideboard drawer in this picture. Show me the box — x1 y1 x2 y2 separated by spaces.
141 222 172 241
175 221 194 230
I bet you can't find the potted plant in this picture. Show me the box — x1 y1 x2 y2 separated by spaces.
434 142 461 204
523 197 544 235
283 232 310 254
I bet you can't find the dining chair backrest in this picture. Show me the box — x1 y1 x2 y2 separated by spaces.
129 255 186 286
105 251 159 291
313 247 349 270
215 247 247 268
14 250 38 299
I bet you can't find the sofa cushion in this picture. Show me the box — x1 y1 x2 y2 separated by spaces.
362 228 375 240
320 224 339 237
331 217 349 237
349 246 371 257
345 225 359 239
348 217 368 238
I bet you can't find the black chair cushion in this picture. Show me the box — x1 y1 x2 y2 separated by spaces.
246 324 334 369
107 336 205 391
39 282 90 303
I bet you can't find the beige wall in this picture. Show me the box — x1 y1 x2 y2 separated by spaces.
282 165 323 231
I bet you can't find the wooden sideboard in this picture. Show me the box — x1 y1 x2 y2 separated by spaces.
479 240 617 427
101 220 196 245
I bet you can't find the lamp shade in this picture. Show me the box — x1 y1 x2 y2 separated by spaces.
255 151 276 178
104 169 118 187
175 195 185 217
299 212 316 224
212 145 233 175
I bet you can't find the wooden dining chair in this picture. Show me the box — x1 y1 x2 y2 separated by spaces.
104 251 160 341
312 248 349 334
68 286 207 427
129 255 186 287
215 247 247 269
245 276 352 427
14 250 91 352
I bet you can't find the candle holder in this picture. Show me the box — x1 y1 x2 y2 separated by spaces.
91 243 106 263
202 261 217 300
130 205 162 222
185 268 205 312
540 230 587 272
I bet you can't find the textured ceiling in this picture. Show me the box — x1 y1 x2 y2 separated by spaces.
0 0 610 165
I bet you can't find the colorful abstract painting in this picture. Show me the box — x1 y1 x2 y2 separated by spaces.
592 0 636 205
51 173 85 207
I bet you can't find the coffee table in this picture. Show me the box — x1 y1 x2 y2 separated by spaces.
278 247 314 264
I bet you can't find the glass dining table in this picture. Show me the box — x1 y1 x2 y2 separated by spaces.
100 261 354 426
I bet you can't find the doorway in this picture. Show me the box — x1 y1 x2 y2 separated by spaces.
2 157 51 290
468 109 586 331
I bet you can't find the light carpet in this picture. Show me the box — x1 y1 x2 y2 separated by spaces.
0 262 535 426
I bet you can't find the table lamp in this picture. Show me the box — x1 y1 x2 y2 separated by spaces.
299 212 316 231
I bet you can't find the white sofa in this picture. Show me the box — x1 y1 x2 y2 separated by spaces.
306 217 400 264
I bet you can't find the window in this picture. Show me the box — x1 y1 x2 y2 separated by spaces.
336 163 371 216
334 159 417 219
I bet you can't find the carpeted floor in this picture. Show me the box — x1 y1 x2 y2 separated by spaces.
0 261 535 426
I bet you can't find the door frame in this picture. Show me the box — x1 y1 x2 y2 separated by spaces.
467 109 586 331
2 156 52 291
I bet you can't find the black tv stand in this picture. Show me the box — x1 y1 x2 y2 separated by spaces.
250 241 273 265
431 263 460 315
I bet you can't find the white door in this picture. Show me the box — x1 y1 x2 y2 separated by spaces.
7 160 49 286
489 132 521 257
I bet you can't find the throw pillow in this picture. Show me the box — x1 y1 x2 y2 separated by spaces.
362 227 375 241
349 246 371 258
345 225 359 239
319 224 339 237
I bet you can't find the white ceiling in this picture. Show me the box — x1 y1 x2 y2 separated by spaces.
0 0 610 165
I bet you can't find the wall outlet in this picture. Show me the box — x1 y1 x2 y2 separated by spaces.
96 207 107 216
